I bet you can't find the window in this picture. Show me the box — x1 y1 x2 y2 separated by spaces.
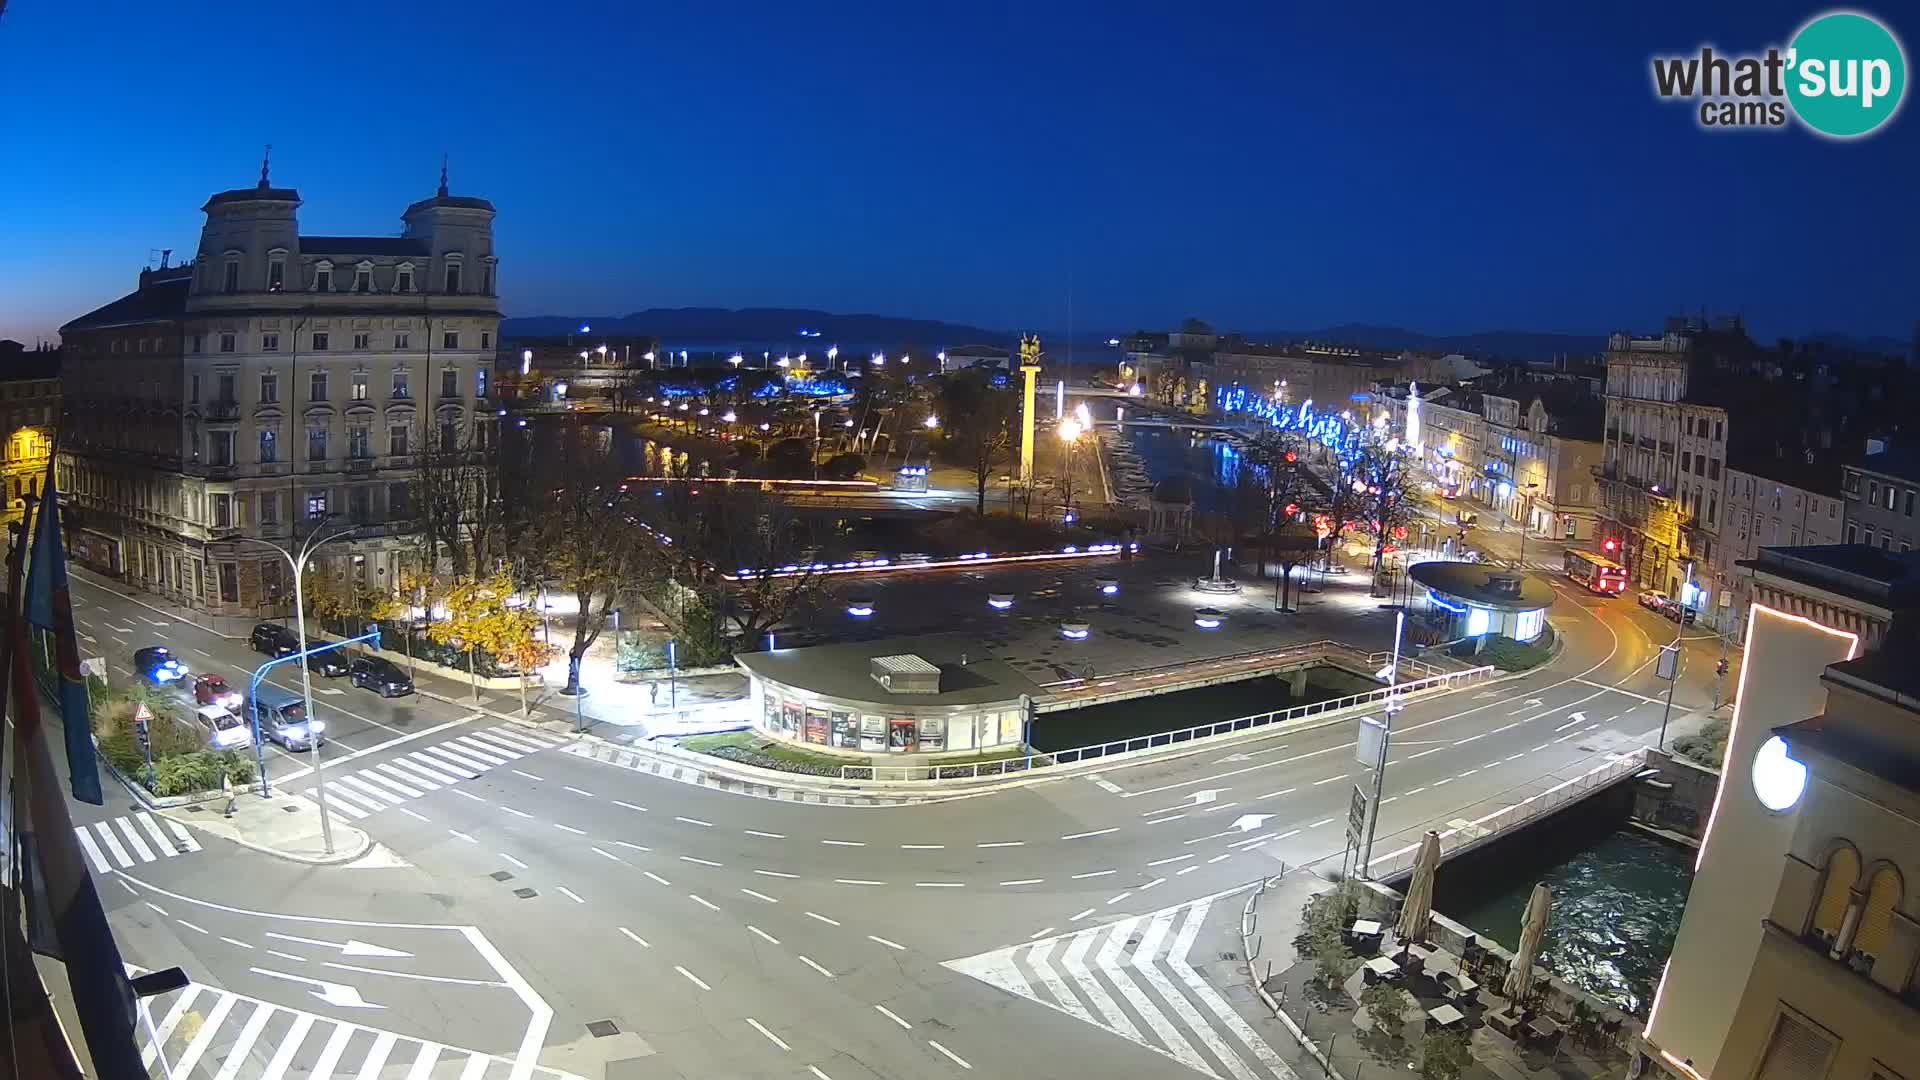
1681 451 1691 474
352 264 373 293
223 260 239 294
395 265 414 293
262 332 279 352
208 431 233 467
440 422 458 452
392 371 410 399
307 428 327 462
351 373 369 401
1845 523 1857 543
443 330 459 350
314 262 333 292
473 418 494 450
476 367 489 398
389 425 409 456
312 331 329 351
309 371 328 401
349 486 371 523
1708 458 1720 480
1844 470 1861 494
1714 420 1723 441
394 332 411 350
480 331 491 350
353 332 370 351
217 373 235 402
259 492 278 525
1869 480 1880 504
267 257 285 292
1884 484 1897 511
1707 494 1716 528
348 425 370 459
445 262 462 293
211 493 232 528
1753 1012 1834 1080
442 368 459 398
1907 490 1916 516
220 333 236 353
220 563 239 603
259 429 278 463
388 482 411 519
481 261 494 294
306 492 328 520
191 373 201 402
192 334 204 353
260 372 278 403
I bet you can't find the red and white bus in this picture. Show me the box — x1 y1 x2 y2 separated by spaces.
1564 549 1629 595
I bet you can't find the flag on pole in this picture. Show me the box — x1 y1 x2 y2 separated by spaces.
24 460 103 804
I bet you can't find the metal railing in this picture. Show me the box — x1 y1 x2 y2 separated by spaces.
1038 639 1353 691
1365 748 1651 880
839 664 1496 782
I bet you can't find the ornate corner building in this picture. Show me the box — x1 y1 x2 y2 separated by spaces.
0 344 60 527
56 165 500 616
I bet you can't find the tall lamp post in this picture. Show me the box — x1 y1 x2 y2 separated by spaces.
234 517 356 855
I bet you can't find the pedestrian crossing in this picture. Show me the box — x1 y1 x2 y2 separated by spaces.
293 725 569 821
135 970 585 1079
947 895 1296 1080
75 812 203 873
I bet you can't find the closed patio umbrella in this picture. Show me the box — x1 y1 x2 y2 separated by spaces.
1396 830 1442 943
1504 883 1553 1005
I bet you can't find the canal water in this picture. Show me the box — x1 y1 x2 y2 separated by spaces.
1432 821 1694 1017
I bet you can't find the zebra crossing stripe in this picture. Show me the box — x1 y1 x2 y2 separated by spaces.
403 1041 443 1079
338 774 401 806
318 792 371 820
1136 910 1260 1080
308 1021 357 1077
134 811 173 852
457 1052 491 1080
389 756 460 787
408 750 476 779
465 730 533 755
447 737 512 765
141 985 202 1069
212 1002 275 1080
1101 916 1207 1073
171 991 237 1076
478 728 549 752
259 1011 315 1080
76 827 111 874
422 744 492 773
374 762 437 793
92 821 133 866
1062 925 1143 1043
1024 939 1096 1024
1168 903 1293 1077
164 817 202 852
360 1030 400 1075
357 767 425 799
114 817 157 862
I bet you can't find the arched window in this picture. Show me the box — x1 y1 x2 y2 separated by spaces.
1851 865 1904 961
1810 845 1860 943
394 262 415 293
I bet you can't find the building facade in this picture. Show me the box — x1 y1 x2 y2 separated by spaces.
1841 441 1919 554
1714 457 1848 637
1596 327 1731 611
58 166 500 615
0 345 60 527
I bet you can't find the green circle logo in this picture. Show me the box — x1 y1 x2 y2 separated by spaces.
1787 11 1907 137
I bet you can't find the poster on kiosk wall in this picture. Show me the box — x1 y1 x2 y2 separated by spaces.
860 716 886 752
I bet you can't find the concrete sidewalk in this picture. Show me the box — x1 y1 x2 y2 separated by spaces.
161 788 372 865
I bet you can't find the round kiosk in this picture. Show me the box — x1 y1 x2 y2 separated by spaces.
1407 562 1556 642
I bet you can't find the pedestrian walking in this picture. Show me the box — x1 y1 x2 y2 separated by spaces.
222 771 237 818
649 681 659 707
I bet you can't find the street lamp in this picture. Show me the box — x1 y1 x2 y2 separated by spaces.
729 353 744 370
826 345 839 370
233 519 357 855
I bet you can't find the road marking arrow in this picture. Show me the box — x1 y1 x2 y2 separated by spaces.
1525 698 1544 707
1213 753 1253 763
249 967 384 1009
1187 789 1225 806
1568 711 1587 723
264 932 413 959
1228 814 1273 833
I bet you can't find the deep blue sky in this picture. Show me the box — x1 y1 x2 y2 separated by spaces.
2 1 1913 346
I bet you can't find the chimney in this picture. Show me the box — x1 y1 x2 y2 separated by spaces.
159 248 171 269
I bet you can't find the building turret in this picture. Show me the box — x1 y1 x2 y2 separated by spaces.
400 161 497 297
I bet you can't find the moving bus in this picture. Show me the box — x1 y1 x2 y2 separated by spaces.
1564 549 1629 595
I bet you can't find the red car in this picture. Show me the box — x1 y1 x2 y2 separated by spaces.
193 673 243 710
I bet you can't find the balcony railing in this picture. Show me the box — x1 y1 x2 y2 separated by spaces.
204 399 241 421
346 458 376 473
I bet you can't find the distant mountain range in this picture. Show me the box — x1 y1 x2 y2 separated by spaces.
500 309 1910 364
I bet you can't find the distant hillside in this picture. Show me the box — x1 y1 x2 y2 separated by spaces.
1242 323 1606 361
502 307 1009 347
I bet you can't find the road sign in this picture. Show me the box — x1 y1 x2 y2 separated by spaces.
1656 644 1680 680
1356 715 1389 769
80 656 106 679
1346 784 1370 848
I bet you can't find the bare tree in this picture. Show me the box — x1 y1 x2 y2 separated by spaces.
661 486 832 650
1350 429 1421 579
938 371 1018 514
407 417 507 580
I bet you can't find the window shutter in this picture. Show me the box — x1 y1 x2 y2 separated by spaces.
1811 849 1859 938
1851 868 1902 960
1755 1012 1833 1080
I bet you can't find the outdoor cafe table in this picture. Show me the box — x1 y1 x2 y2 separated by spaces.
1438 970 1480 1001
1364 955 1400 984
1528 1015 1562 1044
1427 1004 1466 1029
1350 919 1383 939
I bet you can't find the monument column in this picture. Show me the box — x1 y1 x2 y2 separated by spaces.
1018 334 1042 484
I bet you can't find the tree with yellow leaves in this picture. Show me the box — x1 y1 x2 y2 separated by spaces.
421 572 545 707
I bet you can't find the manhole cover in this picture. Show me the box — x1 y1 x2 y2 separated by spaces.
513 887 538 899
283 805 301 813
586 1020 620 1038
491 871 514 882
1220 952 1238 961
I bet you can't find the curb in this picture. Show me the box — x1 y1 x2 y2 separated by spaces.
1242 880 1345 1080
100 750 374 866
168 796 376 867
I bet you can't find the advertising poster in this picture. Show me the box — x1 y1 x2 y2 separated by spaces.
917 716 944 752
888 718 916 751
805 708 829 745
830 711 857 749
860 716 886 752
779 700 802 736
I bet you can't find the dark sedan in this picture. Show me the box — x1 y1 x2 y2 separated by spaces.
250 622 300 657
303 642 349 677
349 656 414 697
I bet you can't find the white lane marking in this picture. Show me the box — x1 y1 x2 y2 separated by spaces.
805 911 841 927
1382 796 1399 805
1454 733 1486 745
1071 869 1117 879
1068 907 1097 921
448 830 478 844
644 871 671 886
1276 828 1302 839
753 869 798 878
1144 814 1186 825
1208 854 1232 863
976 841 1023 848
868 935 907 951
614 800 647 813
743 828 784 838
178 919 208 935
929 1040 972 1069
563 786 594 797
614 841 650 852
741 888 779 903
748 925 780 945
900 844 945 850
688 894 721 912
746 1018 791 1052
1139 876 1167 891
820 839 865 847
675 816 712 827
675 965 710 991
1490 723 1520 734
914 881 964 888
1106 891 1133 905
1060 827 1119 840
500 806 534 819
266 950 307 964
1434 777 1455 786
619 927 651 948
510 769 545 782
680 856 723 867
1405 785 1428 795
1311 774 1344 786
556 887 585 904
875 1003 913 1029
449 789 487 803
1000 878 1044 886
397 807 430 822
797 955 835 978
1507 753 1525 761
1408 747 1445 759
1147 853 1194 867
1027 926 1056 940
220 936 254 950
835 878 884 886
144 901 169 917
809 1068 834 1080
1255 787 1296 799
1309 818 1334 828
1532 742 1552 751
553 823 587 835
498 853 528 870
591 847 622 863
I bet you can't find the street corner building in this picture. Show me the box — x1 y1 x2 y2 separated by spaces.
55 164 501 615
736 634 1041 756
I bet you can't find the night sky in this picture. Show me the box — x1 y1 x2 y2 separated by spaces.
1 1 1913 346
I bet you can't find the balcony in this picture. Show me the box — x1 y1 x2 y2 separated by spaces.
204 399 241 421
346 458 376 473
207 522 242 540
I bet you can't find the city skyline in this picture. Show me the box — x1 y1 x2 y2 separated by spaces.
4 0 1916 347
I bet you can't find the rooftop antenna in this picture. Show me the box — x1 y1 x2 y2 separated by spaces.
259 143 272 188
438 154 449 198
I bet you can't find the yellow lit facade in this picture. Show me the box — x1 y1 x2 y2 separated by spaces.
0 373 59 527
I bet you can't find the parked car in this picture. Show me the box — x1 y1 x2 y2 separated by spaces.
348 656 414 697
250 622 300 657
1638 589 1673 613
193 704 253 750
1667 601 1698 626
249 685 324 750
132 646 190 685
192 673 243 710
303 641 348 678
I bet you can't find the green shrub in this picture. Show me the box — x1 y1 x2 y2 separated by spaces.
1313 931 1359 990
1361 982 1411 1037
1672 718 1731 771
1420 1030 1472 1080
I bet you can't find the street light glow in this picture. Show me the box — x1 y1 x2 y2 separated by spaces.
924 414 939 429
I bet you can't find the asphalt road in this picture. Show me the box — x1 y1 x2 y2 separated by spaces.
65 564 1733 1079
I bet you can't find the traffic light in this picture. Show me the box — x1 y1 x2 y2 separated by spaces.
1603 537 1618 553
